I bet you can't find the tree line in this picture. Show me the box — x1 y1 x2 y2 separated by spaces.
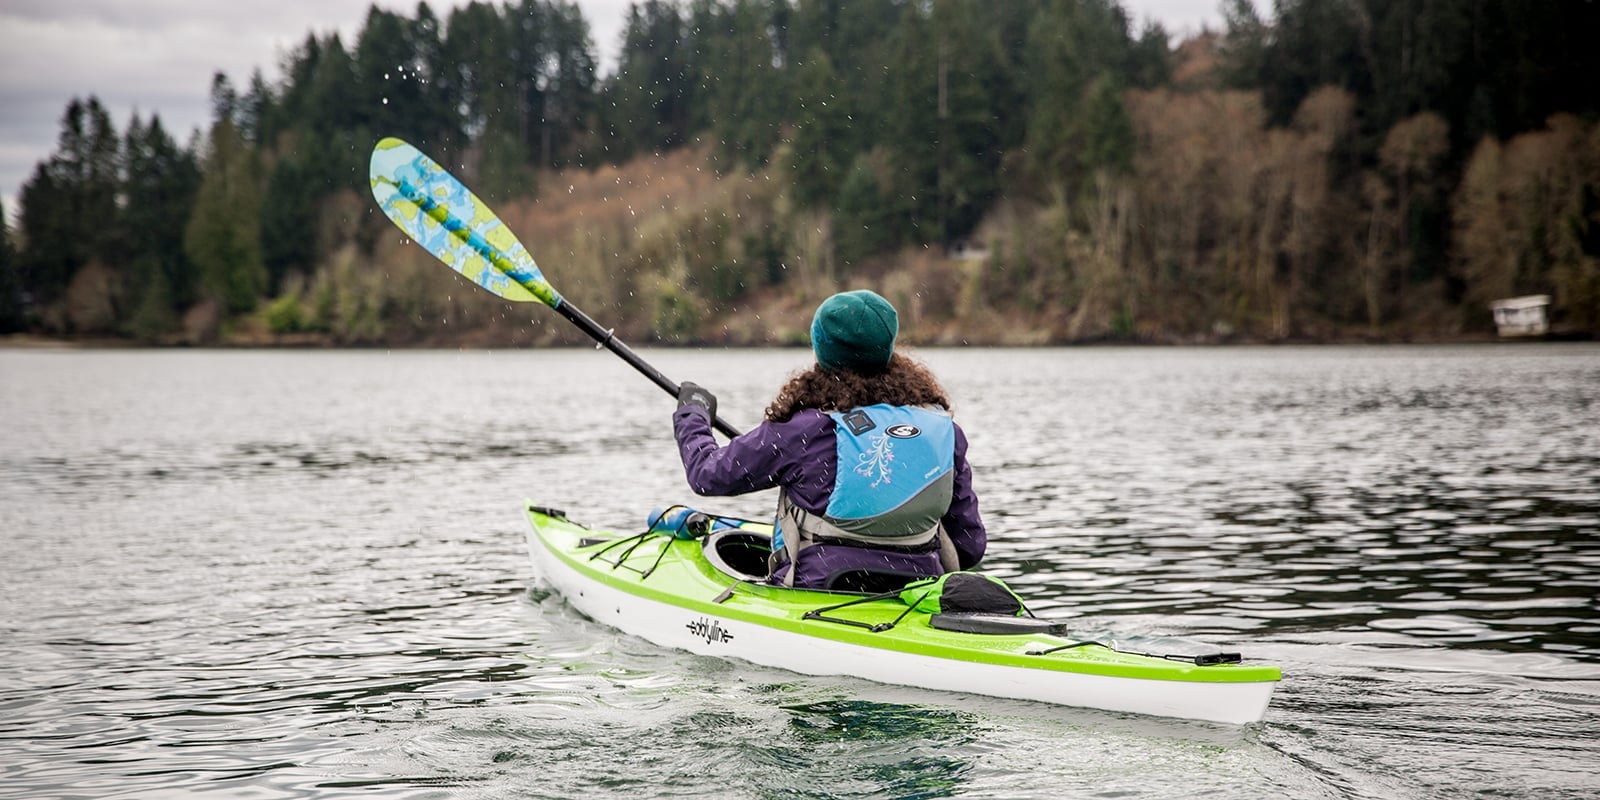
2 0 1596 344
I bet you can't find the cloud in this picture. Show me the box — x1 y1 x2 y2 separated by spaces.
0 11 239 215
1124 0 1226 37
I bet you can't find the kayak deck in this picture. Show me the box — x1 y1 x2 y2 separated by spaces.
524 503 1281 723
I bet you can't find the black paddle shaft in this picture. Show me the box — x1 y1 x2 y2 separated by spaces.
554 300 743 439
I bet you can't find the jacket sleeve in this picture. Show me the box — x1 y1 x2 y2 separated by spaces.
941 423 987 569
673 407 803 497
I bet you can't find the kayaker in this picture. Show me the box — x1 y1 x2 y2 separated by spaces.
672 289 986 590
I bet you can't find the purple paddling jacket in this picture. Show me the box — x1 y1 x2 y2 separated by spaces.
673 406 986 588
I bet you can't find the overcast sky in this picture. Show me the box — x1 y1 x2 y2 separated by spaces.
0 0 1224 222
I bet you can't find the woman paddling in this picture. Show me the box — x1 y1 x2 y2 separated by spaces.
672 290 986 590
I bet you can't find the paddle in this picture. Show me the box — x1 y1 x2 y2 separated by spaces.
368 137 742 438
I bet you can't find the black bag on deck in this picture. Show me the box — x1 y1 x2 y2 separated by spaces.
899 572 1024 616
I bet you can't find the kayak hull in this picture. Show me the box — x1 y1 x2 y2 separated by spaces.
524 503 1279 725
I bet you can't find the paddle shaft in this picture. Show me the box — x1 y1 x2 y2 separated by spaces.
554 299 743 438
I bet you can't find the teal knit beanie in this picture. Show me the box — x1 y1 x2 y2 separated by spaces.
810 290 898 372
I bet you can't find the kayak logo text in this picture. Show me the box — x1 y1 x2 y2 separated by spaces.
687 617 734 645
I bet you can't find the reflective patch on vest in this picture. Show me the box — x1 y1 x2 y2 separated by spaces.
841 409 876 436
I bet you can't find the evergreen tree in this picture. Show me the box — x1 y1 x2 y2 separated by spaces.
121 114 201 335
877 9 939 245
354 6 436 146
787 0 903 150
926 0 1022 242
1257 0 1365 128
441 3 518 167
406 2 458 150
747 1 789 157
1128 20 1172 89
537 0 601 168
0 199 20 332
834 152 898 267
1452 0 1600 143
506 0 553 167
302 36 365 191
316 33 361 139
210 72 239 128
1078 73 1135 177
507 0 601 171
1023 0 1139 194
435 2 537 197
16 163 73 309
7 0 1593 343
1218 0 1269 89
16 97 121 308
239 69 273 146
275 34 326 137
185 82 266 315
260 155 315 295
788 50 849 207
694 0 786 169
606 1 693 159
82 99 122 267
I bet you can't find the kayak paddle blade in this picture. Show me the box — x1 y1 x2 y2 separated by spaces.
368 137 560 308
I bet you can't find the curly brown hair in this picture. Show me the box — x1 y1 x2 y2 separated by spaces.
765 352 952 422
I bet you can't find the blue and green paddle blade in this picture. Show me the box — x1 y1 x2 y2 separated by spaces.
366 136 743 438
369 136 560 307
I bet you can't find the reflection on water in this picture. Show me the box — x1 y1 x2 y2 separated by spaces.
1 345 1597 799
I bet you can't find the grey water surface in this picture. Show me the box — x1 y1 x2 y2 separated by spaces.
1 345 1597 799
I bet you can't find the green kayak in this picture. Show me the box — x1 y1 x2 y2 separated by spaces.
524 503 1282 724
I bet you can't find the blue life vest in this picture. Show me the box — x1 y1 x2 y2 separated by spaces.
770 405 960 587
824 404 956 537
774 404 955 551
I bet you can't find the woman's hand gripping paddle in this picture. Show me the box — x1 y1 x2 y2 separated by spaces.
368 137 742 438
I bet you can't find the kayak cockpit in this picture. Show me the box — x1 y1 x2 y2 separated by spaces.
701 528 770 582
702 527 949 594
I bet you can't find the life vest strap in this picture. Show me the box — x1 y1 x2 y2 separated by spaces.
775 490 959 587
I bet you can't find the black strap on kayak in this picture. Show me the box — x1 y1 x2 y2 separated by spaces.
588 530 676 579
712 580 760 604
802 587 924 632
528 505 571 521
1027 639 1243 666
800 583 1039 633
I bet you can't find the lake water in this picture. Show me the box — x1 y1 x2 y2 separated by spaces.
1 344 1597 799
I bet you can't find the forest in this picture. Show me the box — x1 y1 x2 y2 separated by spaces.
2 0 1597 347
